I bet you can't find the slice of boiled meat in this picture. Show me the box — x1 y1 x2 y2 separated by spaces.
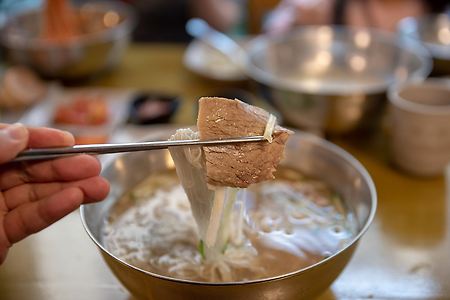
197 97 292 188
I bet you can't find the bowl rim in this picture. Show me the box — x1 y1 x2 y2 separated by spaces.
397 13 450 60
0 1 137 49
244 25 432 95
80 126 377 286
388 78 450 115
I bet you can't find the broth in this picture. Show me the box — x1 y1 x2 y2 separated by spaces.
103 168 357 283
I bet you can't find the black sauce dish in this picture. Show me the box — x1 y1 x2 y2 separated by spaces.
128 93 180 125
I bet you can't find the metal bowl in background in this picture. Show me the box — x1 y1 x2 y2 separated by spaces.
398 14 450 76
81 126 376 300
0 1 136 81
245 26 432 134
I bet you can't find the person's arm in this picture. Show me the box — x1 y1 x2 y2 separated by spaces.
189 0 242 32
0 123 109 264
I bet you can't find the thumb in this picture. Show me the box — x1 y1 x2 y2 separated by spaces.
0 123 29 164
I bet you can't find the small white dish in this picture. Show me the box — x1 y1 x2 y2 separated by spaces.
19 85 132 143
183 38 247 81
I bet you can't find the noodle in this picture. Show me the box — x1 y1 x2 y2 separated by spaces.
103 169 355 282
263 114 277 143
167 129 259 281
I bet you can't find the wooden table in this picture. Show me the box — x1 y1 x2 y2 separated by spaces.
1 44 449 300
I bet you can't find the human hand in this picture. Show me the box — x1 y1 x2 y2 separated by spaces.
0 123 109 264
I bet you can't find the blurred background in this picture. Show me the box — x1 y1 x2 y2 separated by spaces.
0 0 450 299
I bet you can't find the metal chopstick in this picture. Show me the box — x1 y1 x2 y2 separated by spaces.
11 136 266 162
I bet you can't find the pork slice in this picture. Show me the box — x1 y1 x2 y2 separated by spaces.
197 97 292 188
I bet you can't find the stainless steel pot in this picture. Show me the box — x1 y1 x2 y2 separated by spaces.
80 126 377 300
244 26 432 134
0 1 136 80
397 14 450 76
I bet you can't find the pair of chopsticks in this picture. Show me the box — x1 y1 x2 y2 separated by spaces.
12 136 266 163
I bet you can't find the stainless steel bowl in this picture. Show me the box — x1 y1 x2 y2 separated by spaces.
244 26 432 134
0 1 136 80
398 14 450 75
80 126 377 300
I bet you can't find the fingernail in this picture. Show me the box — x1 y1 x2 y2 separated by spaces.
6 123 27 141
62 130 75 144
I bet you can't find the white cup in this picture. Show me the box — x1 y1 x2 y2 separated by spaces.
388 79 450 176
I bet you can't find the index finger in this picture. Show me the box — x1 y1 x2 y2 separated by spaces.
27 127 75 148
0 124 75 149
